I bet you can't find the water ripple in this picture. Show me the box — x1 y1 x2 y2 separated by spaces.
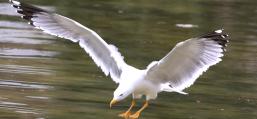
0 79 51 90
0 28 55 40
0 64 53 75
0 3 19 16
0 48 58 57
0 101 40 115
0 37 54 45
26 96 49 100
0 101 27 106
175 24 199 28
0 21 32 29
0 64 52 72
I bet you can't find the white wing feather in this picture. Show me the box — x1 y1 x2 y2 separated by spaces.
147 30 229 91
10 0 126 83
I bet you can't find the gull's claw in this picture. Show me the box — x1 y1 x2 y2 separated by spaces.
129 112 140 119
118 111 131 119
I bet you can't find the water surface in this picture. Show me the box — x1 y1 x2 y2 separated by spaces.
0 0 256 119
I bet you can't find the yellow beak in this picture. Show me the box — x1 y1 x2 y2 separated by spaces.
110 99 118 109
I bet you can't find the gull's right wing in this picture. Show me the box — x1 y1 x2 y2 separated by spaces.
10 0 127 83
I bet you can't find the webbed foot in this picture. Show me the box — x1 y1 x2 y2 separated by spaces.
129 111 140 119
118 111 131 119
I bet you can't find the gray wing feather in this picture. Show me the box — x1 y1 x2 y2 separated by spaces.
10 0 126 83
147 30 229 91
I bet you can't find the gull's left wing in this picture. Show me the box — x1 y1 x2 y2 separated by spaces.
10 0 127 83
146 30 229 92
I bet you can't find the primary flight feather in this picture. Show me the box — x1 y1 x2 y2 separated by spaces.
10 0 229 119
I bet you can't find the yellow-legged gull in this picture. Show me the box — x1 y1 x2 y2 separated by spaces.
10 0 229 118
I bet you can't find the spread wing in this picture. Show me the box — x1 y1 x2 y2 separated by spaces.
146 29 229 91
10 0 127 83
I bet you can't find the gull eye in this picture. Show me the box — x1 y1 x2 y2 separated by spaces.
119 94 124 97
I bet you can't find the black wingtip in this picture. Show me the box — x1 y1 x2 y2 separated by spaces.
10 0 47 26
200 29 229 49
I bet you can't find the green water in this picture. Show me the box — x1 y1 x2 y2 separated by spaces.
0 0 257 119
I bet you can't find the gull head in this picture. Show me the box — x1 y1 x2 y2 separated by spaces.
110 84 133 108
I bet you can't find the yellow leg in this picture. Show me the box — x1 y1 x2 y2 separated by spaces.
129 101 149 119
118 100 136 119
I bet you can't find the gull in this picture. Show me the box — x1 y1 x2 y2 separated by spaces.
10 0 229 119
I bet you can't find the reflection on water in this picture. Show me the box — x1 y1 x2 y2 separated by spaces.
1 28 54 39
0 49 58 57
0 79 51 89
0 3 19 16
0 0 257 119
175 24 199 28
0 21 32 29
0 2 56 118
